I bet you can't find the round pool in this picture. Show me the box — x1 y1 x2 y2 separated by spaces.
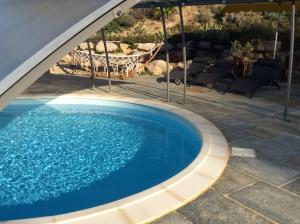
0 96 229 224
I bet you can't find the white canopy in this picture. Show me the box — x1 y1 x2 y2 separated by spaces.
0 0 138 109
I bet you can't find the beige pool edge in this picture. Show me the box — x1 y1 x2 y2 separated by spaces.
5 94 230 224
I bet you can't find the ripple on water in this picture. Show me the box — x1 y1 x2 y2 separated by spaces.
0 104 145 206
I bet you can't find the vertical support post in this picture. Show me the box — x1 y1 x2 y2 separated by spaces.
283 1 296 120
101 29 112 93
179 4 187 104
48 69 51 83
160 7 170 103
87 39 96 89
273 10 281 59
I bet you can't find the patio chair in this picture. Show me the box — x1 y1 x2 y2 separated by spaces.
228 58 280 98
191 58 234 88
157 62 207 85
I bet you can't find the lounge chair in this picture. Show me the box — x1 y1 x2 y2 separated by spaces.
157 62 207 85
191 58 234 88
227 58 280 98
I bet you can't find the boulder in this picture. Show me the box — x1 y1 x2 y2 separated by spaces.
96 41 118 53
50 65 72 75
145 60 174 76
196 50 209 58
198 41 211 50
61 54 73 64
176 60 192 69
176 61 207 75
292 69 300 84
79 42 94 50
137 43 156 52
263 41 281 52
257 53 265 59
264 52 273 59
137 63 145 73
276 41 282 51
256 42 264 51
294 54 300 71
214 45 226 52
81 49 95 54
112 52 128 57
120 43 134 54
264 41 274 52
176 41 194 49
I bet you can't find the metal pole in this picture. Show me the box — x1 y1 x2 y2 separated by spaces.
48 69 51 83
179 4 187 104
101 29 111 93
273 10 281 59
87 39 96 89
283 1 296 120
160 7 170 103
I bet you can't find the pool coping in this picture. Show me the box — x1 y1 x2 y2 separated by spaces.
5 94 230 224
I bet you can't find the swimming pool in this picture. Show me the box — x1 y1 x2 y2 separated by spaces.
0 96 229 223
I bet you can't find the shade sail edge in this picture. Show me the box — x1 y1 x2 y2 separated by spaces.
0 0 140 110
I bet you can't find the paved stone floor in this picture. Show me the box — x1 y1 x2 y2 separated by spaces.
24 73 300 224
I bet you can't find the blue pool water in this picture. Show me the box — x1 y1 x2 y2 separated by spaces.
0 99 201 221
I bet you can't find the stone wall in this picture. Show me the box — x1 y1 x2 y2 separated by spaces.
56 40 299 82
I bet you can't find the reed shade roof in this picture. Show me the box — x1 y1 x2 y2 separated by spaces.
223 1 300 12
136 0 299 8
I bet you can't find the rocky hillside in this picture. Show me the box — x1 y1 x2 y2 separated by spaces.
55 6 300 83
95 6 299 50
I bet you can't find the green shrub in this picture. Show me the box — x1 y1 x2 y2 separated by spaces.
239 24 275 42
263 12 290 31
223 11 263 28
98 7 297 54
231 40 254 58
116 13 137 28
142 7 176 20
103 20 124 34
231 40 243 57
212 5 225 23
165 28 230 48
202 29 230 45
163 7 177 19
197 7 214 24
102 12 136 34
87 33 101 45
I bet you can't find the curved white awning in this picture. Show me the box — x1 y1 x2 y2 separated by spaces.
0 0 139 109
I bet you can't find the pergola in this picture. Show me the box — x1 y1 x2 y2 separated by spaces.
222 1 300 120
0 0 298 119
136 0 299 120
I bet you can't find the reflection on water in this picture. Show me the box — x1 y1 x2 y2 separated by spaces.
0 100 200 220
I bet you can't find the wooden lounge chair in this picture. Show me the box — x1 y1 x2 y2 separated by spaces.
191 58 234 88
228 58 280 98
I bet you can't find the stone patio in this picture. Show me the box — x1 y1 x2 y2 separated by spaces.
23 73 300 224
